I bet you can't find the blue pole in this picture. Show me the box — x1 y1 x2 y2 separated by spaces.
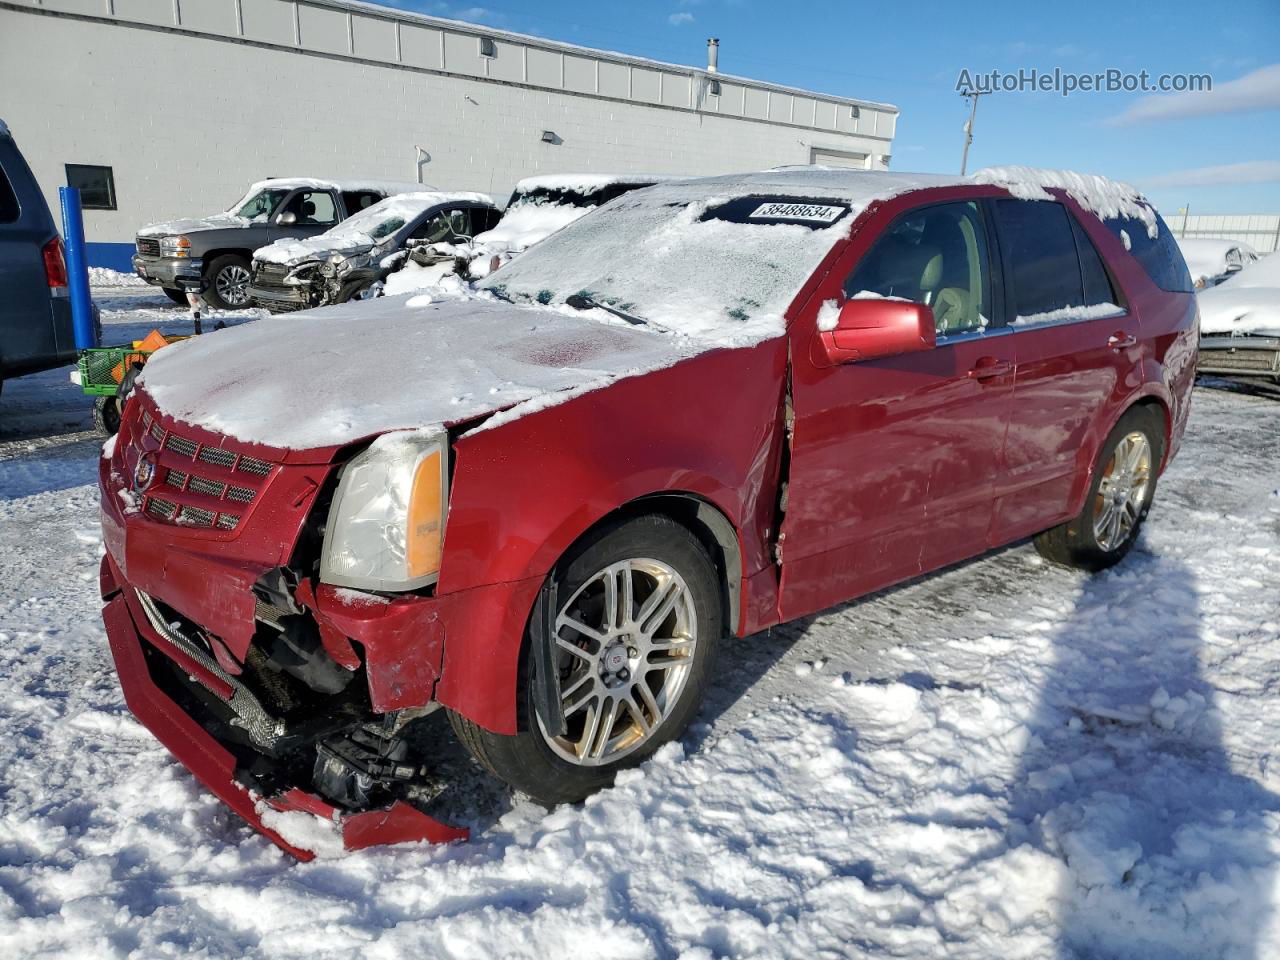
58 186 97 349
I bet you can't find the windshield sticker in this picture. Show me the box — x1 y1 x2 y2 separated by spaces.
700 196 852 229
748 202 848 224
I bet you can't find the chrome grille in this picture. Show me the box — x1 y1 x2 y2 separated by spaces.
136 236 160 257
239 456 272 476
180 506 216 527
198 446 236 468
165 433 198 458
188 475 227 498
146 497 179 520
131 403 278 534
226 485 256 504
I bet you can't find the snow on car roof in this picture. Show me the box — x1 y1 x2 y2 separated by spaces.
970 165 1158 237
1198 252 1280 337
245 177 432 195
512 173 685 195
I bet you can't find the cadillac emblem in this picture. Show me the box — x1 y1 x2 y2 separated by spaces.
133 452 158 493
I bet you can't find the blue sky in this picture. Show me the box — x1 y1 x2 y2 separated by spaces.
374 0 1280 214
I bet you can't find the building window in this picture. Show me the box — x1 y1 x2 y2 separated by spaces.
708 79 721 96
65 164 116 210
479 37 496 58
849 105 860 120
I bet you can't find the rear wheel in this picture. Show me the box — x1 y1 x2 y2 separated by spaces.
1033 406 1164 571
449 514 722 805
204 255 252 310
161 286 188 306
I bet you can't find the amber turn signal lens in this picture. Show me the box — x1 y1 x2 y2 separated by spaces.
407 448 445 579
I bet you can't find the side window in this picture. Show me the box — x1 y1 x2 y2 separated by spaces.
0 164 19 224
1069 215 1119 307
1103 210 1193 294
410 209 473 243
282 190 338 225
844 200 992 336
994 199 1086 322
342 190 382 214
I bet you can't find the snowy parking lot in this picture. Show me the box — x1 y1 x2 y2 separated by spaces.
1 286 1279 959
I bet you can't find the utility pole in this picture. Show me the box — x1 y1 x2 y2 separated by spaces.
959 89 985 176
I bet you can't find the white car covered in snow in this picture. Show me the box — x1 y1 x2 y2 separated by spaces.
1177 237 1260 289
1197 252 1280 384
382 173 680 296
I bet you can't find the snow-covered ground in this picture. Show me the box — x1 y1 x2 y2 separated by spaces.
1 286 1279 959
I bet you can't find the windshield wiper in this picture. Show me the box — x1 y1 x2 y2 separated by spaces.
565 292 647 326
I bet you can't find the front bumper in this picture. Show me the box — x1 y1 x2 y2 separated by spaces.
1198 335 1280 380
133 254 203 288
248 281 313 311
101 554 467 859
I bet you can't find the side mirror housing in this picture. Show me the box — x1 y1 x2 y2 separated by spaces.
814 297 936 366
276 211 297 226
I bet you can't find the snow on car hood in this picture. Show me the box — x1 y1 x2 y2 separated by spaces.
137 213 251 236
137 294 709 451
1198 252 1280 336
255 234 376 266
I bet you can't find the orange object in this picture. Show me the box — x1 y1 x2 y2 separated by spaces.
111 329 173 382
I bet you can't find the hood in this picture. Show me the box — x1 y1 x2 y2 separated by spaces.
137 294 708 452
137 213 252 237
255 234 376 266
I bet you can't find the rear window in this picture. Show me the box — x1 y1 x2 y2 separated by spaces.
0 164 18 224
1103 210 1193 294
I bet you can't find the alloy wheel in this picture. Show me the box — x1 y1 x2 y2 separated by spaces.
538 558 698 766
215 264 251 307
1093 430 1152 551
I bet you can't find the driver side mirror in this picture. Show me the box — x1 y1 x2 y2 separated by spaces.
276 211 297 226
814 297 936 367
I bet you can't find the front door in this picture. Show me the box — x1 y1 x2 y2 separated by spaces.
268 189 340 242
779 197 1016 621
987 197 1143 544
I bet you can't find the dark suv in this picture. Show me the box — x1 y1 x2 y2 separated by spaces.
0 119 76 392
132 177 425 310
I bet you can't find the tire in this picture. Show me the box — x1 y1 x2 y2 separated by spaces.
92 395 121 436
203 254 252 310
161 287 188 306
335 279 375 304
1033 406 1164 572
449 514 722 806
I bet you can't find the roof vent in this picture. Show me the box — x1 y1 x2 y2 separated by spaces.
707 37 719 74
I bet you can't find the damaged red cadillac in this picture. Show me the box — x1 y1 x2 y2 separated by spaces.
98 168 1197 858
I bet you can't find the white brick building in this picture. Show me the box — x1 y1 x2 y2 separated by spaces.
0 0 898 269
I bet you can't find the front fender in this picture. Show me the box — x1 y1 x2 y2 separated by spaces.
433 339 788 732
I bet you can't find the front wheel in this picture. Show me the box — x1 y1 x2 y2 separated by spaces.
92 395 121 436
204 254 252 310
1034 406 1164 571
449 514 722 806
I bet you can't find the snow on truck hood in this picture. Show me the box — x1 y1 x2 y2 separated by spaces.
137 295 707 451
137 213 253 236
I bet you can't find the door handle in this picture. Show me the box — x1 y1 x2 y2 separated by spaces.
968 357 1012 381
1108 332 1137 350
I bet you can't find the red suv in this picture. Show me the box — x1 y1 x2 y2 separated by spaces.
98 169 1197 856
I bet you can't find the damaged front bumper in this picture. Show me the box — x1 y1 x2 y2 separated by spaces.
1198 334 1280 381
101 553 468 859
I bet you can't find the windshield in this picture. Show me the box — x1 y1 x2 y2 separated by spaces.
322 196 444 246
234 188 288 221
478 183 852 344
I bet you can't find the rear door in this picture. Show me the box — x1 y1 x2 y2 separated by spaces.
988 197 1140 544
779 195 1016 620
0 133 65 376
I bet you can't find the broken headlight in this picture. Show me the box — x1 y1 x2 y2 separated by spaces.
319 431 448 592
